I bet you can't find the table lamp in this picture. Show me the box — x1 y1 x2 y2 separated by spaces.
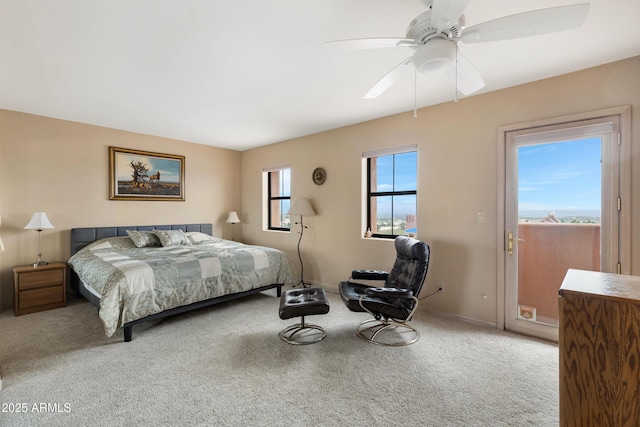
24 212 54 267
226 211 241 241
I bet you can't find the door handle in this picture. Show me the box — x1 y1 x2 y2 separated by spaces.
507 232 524 255
508 232 513 255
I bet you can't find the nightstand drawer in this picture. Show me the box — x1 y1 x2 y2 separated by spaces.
19 286 64 310
18 269 65 291
13 262 67 316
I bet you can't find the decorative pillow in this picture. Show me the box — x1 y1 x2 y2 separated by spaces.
185 231 218 244
126 230 161 248
154 229 189 247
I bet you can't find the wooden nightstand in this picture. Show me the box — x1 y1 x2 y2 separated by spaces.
13 262 67 316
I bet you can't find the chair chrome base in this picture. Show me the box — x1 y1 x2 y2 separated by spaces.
356 318 420 347
279 316 327 345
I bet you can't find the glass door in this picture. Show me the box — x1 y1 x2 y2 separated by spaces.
504 118 619 341
517 137 601 327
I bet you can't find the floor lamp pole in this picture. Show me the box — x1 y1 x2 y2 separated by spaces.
295 217 309 288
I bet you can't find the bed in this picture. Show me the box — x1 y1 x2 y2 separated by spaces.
68 223 295 342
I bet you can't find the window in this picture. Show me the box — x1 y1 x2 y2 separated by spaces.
364 146 417 238
265 167 291 231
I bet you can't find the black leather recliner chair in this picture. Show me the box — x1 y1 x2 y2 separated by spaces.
339 236 430 346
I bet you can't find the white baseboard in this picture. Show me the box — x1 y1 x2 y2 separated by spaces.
421 306 498 329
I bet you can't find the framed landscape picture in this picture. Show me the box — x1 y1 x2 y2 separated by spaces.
109 146 185 201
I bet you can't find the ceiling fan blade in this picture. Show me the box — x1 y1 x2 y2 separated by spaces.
323 38 418 50
431 0 471 34
364 56 413 99
442 51 485 96
459 3 590 44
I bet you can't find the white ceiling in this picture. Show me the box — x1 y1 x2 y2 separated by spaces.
1 0 639 151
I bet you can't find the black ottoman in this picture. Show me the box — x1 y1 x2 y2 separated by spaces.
279 288 330 345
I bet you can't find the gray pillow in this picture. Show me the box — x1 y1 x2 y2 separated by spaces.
154 229 189 247
126 230 161 248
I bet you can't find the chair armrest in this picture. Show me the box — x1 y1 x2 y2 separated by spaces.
364 287 413 299
351 269 389 281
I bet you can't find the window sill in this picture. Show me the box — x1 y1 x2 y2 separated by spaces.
264 229 291 234
362 236 396 241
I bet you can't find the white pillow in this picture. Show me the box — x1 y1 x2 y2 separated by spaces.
185 231 217 244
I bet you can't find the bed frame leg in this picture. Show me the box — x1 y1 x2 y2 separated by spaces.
124 326 133 342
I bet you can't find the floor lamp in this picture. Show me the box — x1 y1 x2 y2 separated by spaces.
287 197 315 288
0 215 4 253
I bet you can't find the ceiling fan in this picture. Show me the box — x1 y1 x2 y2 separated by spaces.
326 0 590 99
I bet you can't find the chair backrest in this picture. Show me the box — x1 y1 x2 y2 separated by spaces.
385 236 430 297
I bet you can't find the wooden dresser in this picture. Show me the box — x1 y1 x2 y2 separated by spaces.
559 268 640 426
13 262 67 316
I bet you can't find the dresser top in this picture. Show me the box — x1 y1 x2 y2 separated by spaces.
560 268 640 302
13 262 67 274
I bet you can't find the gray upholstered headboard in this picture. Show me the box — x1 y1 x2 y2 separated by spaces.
70 223 213 256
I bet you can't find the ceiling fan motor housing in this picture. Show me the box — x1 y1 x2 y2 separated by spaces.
407 11 437 44
407 10 465 44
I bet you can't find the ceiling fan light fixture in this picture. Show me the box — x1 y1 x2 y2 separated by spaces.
412 39 456 74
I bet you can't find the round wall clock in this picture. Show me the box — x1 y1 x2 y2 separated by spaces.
312 167 326 185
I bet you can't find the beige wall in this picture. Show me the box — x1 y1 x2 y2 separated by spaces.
240 56 640 326
0 111 242 310
1 57 637 323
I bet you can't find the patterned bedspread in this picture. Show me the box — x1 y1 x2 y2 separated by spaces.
68 234 295 337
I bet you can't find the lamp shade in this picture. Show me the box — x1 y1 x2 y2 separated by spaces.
24 212 54 230
288 197 315 216
0 216 4 252
226 211 241 224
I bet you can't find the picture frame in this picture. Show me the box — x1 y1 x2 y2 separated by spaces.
109 146 185 201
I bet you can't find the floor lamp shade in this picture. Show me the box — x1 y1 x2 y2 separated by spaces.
288 197 315 217
0 216 4 252
24 212 55 267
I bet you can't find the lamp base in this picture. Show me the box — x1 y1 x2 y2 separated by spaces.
295 280 313 289
32 258 49 268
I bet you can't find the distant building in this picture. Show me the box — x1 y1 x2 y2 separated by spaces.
540 213 560 223
405 214 417 234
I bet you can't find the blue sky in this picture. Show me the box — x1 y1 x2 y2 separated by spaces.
518 137 601 212
375 152 417 217
375 152 417 193
116 153 181 183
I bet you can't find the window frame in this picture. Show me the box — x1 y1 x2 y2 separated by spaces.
266 167 291 232
364 146 417 239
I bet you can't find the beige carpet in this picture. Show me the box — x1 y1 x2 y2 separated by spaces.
0 289 559 426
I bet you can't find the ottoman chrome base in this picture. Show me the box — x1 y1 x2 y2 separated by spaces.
279 288 330 345
279 317 327 345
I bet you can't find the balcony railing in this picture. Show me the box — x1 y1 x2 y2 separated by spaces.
517 222 600 325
